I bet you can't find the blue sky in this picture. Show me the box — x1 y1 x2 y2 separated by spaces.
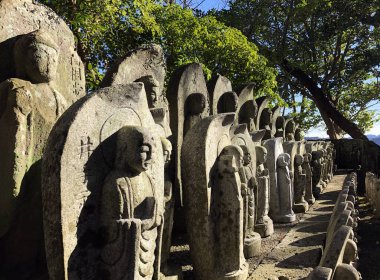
197 0 380 136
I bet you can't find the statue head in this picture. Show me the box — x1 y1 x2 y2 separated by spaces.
220 145 244 171
239 145 251 166
185 93 206 115
303 153 312 163
294 154 304 166
217 91 238 113
277 153 290 167
13 30 59 84
161 137 172 164
295 128 303 141
261 108 272 127
136 75 160 107
116 126 155 174
255 146 268 165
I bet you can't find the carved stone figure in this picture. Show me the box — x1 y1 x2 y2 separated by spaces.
275 116 285 138
311 151 324 198
42 84 164 279
239 145 262 257
182 113 248 280
100 126 161 280
167 63 209 214
293 154 309 213
276 153 296 223
302 153 315 204
0 1 85 275
208 74 238 115
285 119 296 141
236 84 258 132
295 128 303 141
260 108 274 140
255 146 274 237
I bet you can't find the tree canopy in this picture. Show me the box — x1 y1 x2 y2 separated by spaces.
216 0 380 139
39 0 278 101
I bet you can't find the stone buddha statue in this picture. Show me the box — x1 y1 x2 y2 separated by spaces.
100 126 161 280
0 30 67 237
255 146 274 237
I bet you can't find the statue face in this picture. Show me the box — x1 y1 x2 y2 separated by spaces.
25 42 59 83
243 150 251 165
130 143 152 172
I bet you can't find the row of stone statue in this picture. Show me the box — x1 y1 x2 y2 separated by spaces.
0 1 336 279
307 173 360 280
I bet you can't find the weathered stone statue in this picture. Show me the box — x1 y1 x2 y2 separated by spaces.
285 119 296 141
255 146 274 237
208 74 238 115
295 128 303 141
263 138 295 223
182 113 248 280
236 84 258 132
276 153 296 223
311 150 324 198
275 116 286 138
302 153 315 204
100 126 161 280
260 108 274 140
0 1 85 276
293 154 309 213
167 63 209 213
42 83 164 279
238 145 262 257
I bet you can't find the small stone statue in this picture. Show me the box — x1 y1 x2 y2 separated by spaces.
276 153 296 223
260 108 274 140
216 145 249 278
100 126 161 280
238 145 261 257
255 146 274 237
302 153 315 204
285 120 296 141
311 151 324 198
275 116 285 138
293 154 309 213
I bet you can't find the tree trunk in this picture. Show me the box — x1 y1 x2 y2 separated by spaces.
282 60 368 140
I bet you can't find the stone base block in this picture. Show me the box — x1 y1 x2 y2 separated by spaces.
255 219 274 238
293 201 309 213
272 213 296 224
243 232 261 258
307 197 316 204
220 263 248 280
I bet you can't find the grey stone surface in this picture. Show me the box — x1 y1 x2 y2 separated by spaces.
42 83 164 279
293 154 309 213
303 153 316 204
207 74 238 115
255 146 274 237
181 113 248 280
167 63 209 208
0 1 85 277
236 84 258 132
263 138 295 223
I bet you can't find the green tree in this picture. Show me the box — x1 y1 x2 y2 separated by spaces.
39 0 278 100
217 0 380 139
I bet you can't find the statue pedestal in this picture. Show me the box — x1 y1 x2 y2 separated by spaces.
272 213 296 224
243 232 261 258
218 263 248 280
255 218 274 238
293 201 309 213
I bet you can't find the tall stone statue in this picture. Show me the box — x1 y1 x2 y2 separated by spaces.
0 1 85 276
255 146 274 237
311 150 324 198
293 154 309 213
236 84 258 132
239 145 262 257
42 84 164 279
302 153 315 204
208 74 238 115
100 126 161 280
276 153 296 223
263 138 295 223
182 113 248 280
275 116 286 138
260 108 274 140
